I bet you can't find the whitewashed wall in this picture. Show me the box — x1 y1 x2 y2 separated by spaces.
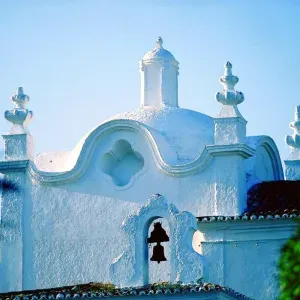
0 124 283 293
0 39 292 298
197 219 297 300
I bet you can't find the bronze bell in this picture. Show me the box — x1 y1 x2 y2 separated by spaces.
147 222 169 244
147 222 169 264
150 242 167 264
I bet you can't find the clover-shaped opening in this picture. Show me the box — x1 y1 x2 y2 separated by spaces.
100 139 144 187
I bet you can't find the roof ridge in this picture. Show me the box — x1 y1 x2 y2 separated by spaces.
0 282 253 300
197 212 300 222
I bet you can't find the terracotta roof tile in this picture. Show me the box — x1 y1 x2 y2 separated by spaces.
0 282 252 300
246 180 300 215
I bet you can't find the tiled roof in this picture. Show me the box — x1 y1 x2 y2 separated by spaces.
0 282 252 300
197 213 299 222
246 181 300 215
198 181 300 222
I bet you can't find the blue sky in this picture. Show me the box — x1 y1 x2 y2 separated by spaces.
1 0 300 161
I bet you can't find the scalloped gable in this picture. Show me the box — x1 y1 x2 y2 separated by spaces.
29 120 256 185
34 106 214 173
31 131 282 187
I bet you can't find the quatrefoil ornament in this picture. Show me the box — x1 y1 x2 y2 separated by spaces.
100 140 144 187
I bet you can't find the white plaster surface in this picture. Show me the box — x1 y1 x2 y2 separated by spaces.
34 151 72 172
197 220 297 300
284 160 300 180
245 136 283 188
0 172 28 292
216 105 244 118
140 37 179 108
0 107 284 293
34 106 214 171
110 195 204 287
3 133 34 161
142 40 176 62
214 118 246 145
0 39 289 300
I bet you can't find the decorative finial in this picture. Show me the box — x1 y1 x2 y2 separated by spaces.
224 61 232 76
155 37 163 49
286 106 300 150
4 87 33 133
216 62 244 106
11 87 30 109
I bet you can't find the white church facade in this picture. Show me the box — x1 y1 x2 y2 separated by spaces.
0 38 299 300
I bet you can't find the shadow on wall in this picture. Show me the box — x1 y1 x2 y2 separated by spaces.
0 177 20 193
0 175 21 234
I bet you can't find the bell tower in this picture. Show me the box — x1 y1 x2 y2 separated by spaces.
110 194 204 287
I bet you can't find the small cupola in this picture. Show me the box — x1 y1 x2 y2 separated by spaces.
140 37 179 108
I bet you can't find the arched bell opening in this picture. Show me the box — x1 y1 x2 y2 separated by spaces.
143 216 171 285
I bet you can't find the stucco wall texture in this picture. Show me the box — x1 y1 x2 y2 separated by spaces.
0 38 297 300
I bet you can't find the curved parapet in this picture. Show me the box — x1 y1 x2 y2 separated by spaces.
28 118 255 185
245 135 284 188
109 194 204 286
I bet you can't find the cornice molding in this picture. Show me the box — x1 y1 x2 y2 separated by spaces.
206 144 254 159
197 218 298 243
0 159 29 173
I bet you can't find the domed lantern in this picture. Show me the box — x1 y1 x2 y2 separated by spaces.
140 37 179 108
147 222 169 264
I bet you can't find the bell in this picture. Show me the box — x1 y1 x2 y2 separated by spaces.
150 242 167 264
147 222 169 264
147 222 169 244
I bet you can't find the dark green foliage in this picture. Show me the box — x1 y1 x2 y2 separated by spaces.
279 222 300 300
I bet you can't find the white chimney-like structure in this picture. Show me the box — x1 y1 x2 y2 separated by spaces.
140 37 179 108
